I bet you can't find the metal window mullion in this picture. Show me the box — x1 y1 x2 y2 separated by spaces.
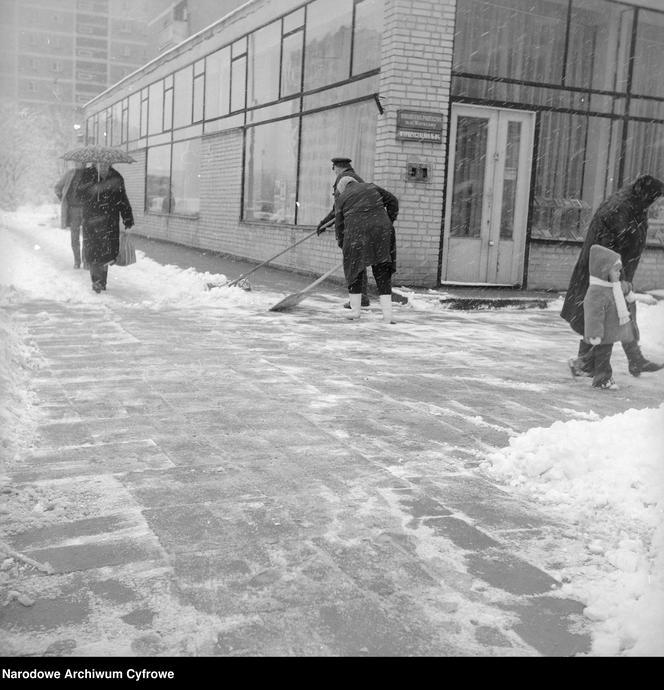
294 2 309 222
617 6 639 186
278 17 285 99
350 0 358 79
561 0 572 87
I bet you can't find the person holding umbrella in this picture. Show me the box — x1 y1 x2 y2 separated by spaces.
66 146 135 293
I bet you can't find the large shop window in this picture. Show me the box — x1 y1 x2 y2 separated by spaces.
304 0 353 90
244 118 299 224
146 144 172 213
298 100 377 226
352 0 384 76
531 113 622 241
205 47 230 120
453 0 567 85
247 20 281 107
171 139 201 216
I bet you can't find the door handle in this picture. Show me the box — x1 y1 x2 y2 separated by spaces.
488 241 495 246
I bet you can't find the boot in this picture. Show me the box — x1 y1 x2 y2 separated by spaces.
344 295 371 309
623 341 664 376
379 294 395 324
345 293 362 320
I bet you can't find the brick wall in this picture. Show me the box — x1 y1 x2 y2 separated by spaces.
527 243 664 292
374 0 457 287
125 130 343 282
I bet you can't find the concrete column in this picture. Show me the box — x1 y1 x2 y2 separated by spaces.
374 0 456 287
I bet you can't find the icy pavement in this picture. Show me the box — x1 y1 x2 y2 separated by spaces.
1 206 663 657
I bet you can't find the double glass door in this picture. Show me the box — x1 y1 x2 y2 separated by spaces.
442 105 535 285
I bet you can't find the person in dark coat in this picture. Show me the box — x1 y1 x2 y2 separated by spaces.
334 176 399 323
317 157 370 308
54 162 87 269
561 174 664 376
580 245 636 390
75 162 134 293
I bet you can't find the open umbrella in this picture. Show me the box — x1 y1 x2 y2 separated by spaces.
62 145 136 165
62 145 135 200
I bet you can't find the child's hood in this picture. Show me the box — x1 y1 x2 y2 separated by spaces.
589 244 620 281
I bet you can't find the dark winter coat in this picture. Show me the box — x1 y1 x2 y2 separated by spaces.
54 168 85 229
561 174 664 336
319 166 365 227
75 167 134 265
334 182 399 286
583 245 634 345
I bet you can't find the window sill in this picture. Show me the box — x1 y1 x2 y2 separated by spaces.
147 210 200 220
240 220 314 230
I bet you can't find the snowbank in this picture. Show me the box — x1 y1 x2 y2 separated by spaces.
483 405 664 656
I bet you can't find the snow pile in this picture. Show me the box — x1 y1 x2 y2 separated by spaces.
483 406 664 656
0 205 276 313
0 288 39 465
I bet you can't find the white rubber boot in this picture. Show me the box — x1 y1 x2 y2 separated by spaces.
379 294 394 324
345 293 362 319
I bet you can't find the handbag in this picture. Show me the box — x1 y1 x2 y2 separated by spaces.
116 230 136 266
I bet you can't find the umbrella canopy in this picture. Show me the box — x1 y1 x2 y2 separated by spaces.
62 145 136 165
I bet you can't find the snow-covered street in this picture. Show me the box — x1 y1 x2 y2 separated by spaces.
1 206 663 656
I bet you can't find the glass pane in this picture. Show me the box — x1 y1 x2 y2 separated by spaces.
647 197 664 247
284 7 304 33
231 56 246 111
632 9 664 98
173 66 193 128
304 0 353 90
566 0 632 92
623 120 664 193
500 121 521 239
128 92 140 140
205 46 230 120
281 30 303 97
193 75 204 122
146 144 171 213
232 36 247 58
140 95 148 137
352 0 384 76
163 88 172 130
450 116 488 238
148 80 163 134
244 118 299 224
629 97 663 120
247 20 281 107
112 101 122 145
453 0 567 85
171 139 201 215
451 75 627 115
298 100 377 225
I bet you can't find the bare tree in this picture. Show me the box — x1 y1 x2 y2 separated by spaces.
0 104 74 211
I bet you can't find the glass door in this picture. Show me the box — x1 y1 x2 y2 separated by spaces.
442 104 535 285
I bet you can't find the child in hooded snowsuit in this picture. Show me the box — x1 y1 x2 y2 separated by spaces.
572 244 636 390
